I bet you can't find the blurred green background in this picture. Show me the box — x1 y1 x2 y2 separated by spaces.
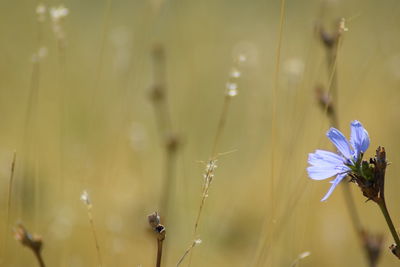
1 0 400 266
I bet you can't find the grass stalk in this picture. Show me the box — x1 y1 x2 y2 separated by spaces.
377 198 400 248
156 238 164 267
81 192 103 267
33 250 46 267
87 207 103 267
253 0 286 265
183 57 241 266
149 45 179 220
2 152 16 264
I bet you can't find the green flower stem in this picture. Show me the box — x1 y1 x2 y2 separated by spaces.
377 198 400 249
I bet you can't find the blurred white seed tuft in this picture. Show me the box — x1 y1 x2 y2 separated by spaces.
36 3 47 22
50 5 69 21
80 190 91 207
339 18 348 33
298 251 311 259
230 68 241 78
238 54 247 63
31 46 48 62
50 5 69 45
225 54 246 97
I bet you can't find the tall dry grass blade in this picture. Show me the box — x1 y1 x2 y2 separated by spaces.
81 191 103 267
182 56 244 267
149 44 180 220
253 0 286 265
2 152 16 264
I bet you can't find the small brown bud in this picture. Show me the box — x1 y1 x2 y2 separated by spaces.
147 212 160 229
14 224 43 253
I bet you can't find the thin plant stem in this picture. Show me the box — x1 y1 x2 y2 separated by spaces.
341 182 363 236
87 208 102 267
176 241 197 267
156 238 164 267
377 198 400 248
186 81 236 267
33 250 45 267
253 0 285 265
2 152 16 263
82 0 114 186
191 96 232 238
210 96 232 158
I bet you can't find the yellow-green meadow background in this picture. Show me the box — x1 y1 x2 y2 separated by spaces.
1 0 400 266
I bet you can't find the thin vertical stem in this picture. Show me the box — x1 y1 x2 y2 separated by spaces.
377 199 400 247
211 96 232 158
156 239 164 267
149 45 179 219
253 0 285 265
341 182 363 236
2 152 16 263
87 209 102 267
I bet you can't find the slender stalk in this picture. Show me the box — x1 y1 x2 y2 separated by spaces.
186 65 238 266
253 0 285 265
87 208 102 267
149 45 179 221
33 250 45 267
2 152 16 263
341 182 363 237
210 96 232 157
176 240 198 267
156 238 164 267
377 198 400 248
191 94 233 238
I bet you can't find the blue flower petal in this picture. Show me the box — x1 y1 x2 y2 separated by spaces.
350 120 370 157
326 128 353 159
308 150 345 167
321 173 347 201
307 165 340 180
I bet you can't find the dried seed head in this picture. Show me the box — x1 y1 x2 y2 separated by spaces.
315 86 334 116
147 212 166 241
390 244 400 259
147 212 160 229
14 224 43 253
361 230 384 264
165 132 180 152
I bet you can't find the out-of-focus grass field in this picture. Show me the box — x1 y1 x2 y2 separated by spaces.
1 0 400 266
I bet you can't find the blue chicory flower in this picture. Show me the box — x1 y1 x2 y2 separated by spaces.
307 120 370 201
